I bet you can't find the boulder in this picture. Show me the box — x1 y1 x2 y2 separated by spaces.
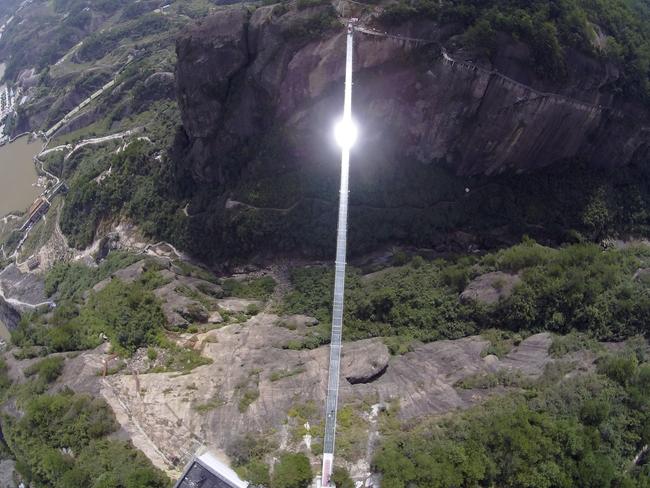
282 314 319 329
341 339 390 384
208 311 224 324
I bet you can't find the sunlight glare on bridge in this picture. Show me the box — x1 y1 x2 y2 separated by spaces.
320 18 357 488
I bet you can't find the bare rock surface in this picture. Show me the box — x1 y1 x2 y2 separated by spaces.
92 260 149 293
176 6 650 185
281 314 319 329
61 321 573 476
0 264 48 306
500 333 554 376
0 459 17 488
208 311 223 324
342 340 389 384
216 298 263 313
460 271 521 305
0 264 49 329
155 282 209 328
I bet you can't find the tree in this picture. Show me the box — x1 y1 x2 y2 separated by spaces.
331 467 354 488
272 453 312 488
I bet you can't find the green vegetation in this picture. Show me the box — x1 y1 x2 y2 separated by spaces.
331 467 355 488
148 345 212 374
61 137 186 250
24 356 65 384
380 0 650 102
3 389 168 487
455 369 528 390
146 347 158 361
550 331 604 357
335 405 369 460
480 329 522 358
44 251 141 300
173 260 218 284
16 251 210 368
374 347 650 487
227 433 275 487
0 359 12 396
222 276 277 300
281 2 339 41
269 367 307 382
77 14 173 62
15 276 166 356
284 240 650 345
238 387 260 413
272 453 313 488
193 393 226 413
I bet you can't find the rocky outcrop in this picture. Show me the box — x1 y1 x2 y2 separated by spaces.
0 265 50 330
175 5 650 186
0 297 20 331
460 271 521 305
0 459 17 488
341 339 389 384
170 4 650 261
81 324 576 476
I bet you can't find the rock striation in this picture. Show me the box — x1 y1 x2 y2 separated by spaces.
175 5 650 185
171 4 650 260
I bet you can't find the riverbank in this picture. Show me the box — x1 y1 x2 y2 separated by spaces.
0 135 42 218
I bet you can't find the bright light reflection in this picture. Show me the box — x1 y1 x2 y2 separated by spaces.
334 118 358 149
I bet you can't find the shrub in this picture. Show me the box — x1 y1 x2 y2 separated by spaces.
44 252 141 299
238 459 270 486
0 359 11 394
550 332 602 358
272 453 312 488
480 329 519 358
579 399 611 426
222 276 277 300
238 388 260 413
331 467 354 488
25 356 65 384
227 433 276 467
598 354 639 386
494 239 556 272
146 348 158 361
194 394 226 413
374 369 650 488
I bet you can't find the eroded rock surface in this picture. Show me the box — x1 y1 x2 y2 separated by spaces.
342 339 389 384
0 264 49 329
176 6 650 184
60 319 576 477
460 271 521 305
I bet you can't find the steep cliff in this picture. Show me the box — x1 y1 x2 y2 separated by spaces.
175 5 649 183
0 297 20 331
171 3 650 260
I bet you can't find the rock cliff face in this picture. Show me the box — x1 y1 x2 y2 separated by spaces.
0 265 49 330
175 5 649 183
172 4 650 259
0 297 20 331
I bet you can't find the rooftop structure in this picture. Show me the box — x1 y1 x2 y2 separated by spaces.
174 451 249 488
20 197 50 231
